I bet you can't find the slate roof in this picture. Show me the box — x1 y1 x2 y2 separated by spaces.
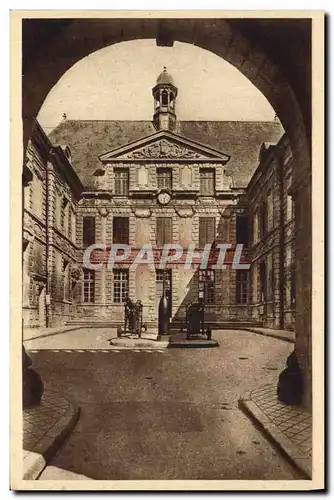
48 120 284 189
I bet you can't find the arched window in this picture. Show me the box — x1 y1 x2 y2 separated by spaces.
161 91 168 106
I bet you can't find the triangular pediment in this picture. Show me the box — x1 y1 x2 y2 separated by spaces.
99 130 230 163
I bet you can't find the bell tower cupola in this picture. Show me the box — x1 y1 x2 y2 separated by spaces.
152 67 178 132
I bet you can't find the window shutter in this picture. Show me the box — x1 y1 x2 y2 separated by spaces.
113 217 129 245
83 217 95 247
156 218 172 247
156 219 164 248
200 169 215 195
199 218 215 247
164 217 172 245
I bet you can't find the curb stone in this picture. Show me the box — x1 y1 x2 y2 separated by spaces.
238 390 311 479
242 328 295 344
23 325 90 342
23 404 80 480
168 339 219 348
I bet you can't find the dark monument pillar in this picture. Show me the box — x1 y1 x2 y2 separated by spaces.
158 271 169 337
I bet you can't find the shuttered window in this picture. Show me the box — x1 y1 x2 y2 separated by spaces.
157 168 172 190
156 217 172 247
83 216 95 248
200 168 215 195
113 217 129 245
114 168 129 195
199 217 215 248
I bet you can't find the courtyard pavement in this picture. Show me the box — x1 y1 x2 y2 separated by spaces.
240 385 312 479
25 328 302 481
23 386 80 480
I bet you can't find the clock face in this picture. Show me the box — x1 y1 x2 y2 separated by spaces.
157 191 171 205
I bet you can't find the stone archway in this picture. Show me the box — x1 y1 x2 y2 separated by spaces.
21 17 313 409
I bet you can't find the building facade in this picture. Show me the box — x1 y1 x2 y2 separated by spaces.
23 69 296 330
73 68 254 326
22 122 83 328
248 134 295 330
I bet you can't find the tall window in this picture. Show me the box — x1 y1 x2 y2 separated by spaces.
200 168 215 196
156 217 172 247
259 261 266 303
55 194 62 229
252 264 258 304
267 190 274 232
198 270 215 304
253 211 259 245
236 215 249 246
32 173 43 217
236 270 249 304
286 194 293 221
259 202 267 239
267 253 273 301
113 217 129 245
63 261 71 302
157 168 172 190
83 269 95 303
286 176 293 222
113 269 129 303
71 209 76 243
291 264 296 307
199 217 215 248
285 244 295 308
83 216 95 248
63 199 69 237
114 168 129 195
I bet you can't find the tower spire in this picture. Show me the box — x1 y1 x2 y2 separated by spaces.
152 67 178 132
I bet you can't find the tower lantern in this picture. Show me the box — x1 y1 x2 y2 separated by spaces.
152 67 178 132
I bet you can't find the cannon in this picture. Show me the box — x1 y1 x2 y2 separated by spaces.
181 298 212 340
117 297 147 338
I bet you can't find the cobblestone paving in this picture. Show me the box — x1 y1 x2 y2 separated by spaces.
23 389 72 453
250 385 312 458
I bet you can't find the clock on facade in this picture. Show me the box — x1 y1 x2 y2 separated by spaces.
157 190 171 205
